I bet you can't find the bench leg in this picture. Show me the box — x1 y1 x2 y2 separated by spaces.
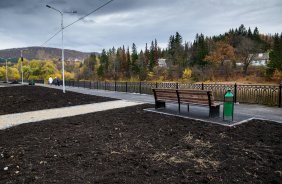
210 106 220 118
155 101 165 109
178 103 180 114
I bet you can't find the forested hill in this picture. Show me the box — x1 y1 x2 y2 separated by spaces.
0 47 99 61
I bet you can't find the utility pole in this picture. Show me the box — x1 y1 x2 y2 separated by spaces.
18 48 28 84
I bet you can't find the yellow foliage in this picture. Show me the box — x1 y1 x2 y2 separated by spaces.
55 73 62 79
64 72 74 80
11 68 19 75
74 62 80 68
182 68 192 79
28 75 39 80
0 68 5 77
14 73 21 79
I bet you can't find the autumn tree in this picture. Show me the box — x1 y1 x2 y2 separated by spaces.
204 40 235 77
42 61 57 76
236 36 262 77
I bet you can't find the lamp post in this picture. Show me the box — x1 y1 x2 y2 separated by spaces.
0 58 11 83
46 5 77 93
18 49 28 85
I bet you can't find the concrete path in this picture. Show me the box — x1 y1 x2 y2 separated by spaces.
37 84 282 126
0 100 143 130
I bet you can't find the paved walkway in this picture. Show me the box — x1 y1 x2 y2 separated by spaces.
37 84 282 126
0 100 143 130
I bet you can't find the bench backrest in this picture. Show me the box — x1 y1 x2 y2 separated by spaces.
152 88 179 102
177 89 214 106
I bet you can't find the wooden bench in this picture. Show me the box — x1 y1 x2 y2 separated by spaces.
152 88 221 117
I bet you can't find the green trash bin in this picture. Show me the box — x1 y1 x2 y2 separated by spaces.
223 89 234 121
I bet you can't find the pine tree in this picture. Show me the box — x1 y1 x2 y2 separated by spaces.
267 33 282 80
121 45 127 72
196 33 208 67
149 41 155 71
99 49 109 77
154 39 158 65
247 27 253 39
131 43 138 74
253 27 261 42
126 46 131 77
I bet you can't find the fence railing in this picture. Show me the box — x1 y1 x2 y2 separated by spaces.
64 80 282 108
1 79 281 107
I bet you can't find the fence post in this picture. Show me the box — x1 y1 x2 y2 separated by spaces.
73 80 74 87
126 82 128 92
234 83 237 103
202 83 204 90
84 81 85 88
140 82 142 94
115 81 117 92
279 83 281 108
176 82 178 89
105 81 106 90
90 81 91 89
78 80 79 88
156 82 158 88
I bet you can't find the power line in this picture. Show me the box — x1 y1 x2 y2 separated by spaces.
41 0 114 47
41 29 62 47
65 0 114 29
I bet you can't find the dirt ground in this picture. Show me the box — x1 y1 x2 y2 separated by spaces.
0 84 281 183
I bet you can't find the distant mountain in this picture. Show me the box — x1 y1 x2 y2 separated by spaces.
0 47 99 62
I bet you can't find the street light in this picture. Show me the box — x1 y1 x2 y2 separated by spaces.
0 58 11 83
46 4 77 93
18 49 28 85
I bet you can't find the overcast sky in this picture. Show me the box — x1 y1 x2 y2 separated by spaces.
0 0 281 53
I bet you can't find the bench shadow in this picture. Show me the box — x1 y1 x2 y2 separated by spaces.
145 103 249 127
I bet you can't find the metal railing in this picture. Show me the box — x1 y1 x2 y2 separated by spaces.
1 79 281 107
65 80 281 108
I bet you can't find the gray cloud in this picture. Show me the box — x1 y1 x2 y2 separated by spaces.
0 0 281 53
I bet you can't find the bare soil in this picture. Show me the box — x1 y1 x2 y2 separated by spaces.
0 84 281 183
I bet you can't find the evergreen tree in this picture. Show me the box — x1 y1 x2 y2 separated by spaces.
149 41 155 71
253 27 261 42
126 46 131 78
90 53 97 71
196 33 208 67
267 33 282 78
131 43 138 74
247 27 253 39
154 39 158 65
238 24 247 36
99 49 109 77
121 45 127 72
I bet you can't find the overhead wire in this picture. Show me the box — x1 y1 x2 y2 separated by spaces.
64 0 114 29
41 0 114 47
40 29 62 47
